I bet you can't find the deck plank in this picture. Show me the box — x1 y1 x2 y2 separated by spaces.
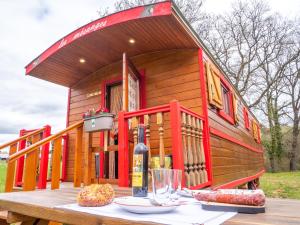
0 186 299 225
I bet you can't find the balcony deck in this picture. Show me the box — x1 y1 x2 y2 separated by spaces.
0 184 299 225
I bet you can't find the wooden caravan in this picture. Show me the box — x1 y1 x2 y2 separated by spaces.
1 1 264 191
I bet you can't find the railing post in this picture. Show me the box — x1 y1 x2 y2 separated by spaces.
61 134 69 182
23 134 41 191
38 125 51 189
5 144 18 192
83 132 92 186
51 137 62 189
118 111 129 187
169 100 185 187
74 125 83 187
15 129 26 187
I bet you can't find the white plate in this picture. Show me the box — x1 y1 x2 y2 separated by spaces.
178 189 193 198
114 197 179 214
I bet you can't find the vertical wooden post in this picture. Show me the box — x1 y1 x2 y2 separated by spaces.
186 114 196 186
191 117 200 185
122 53 128 111
157 112 165 168
5 144 18 192
23 134 41 191
83 132 93 186
103 131 108 152
51 137 62 190
61 134 69 182
144 115 151 168
195 119 203 183
74 125 83 187
170 100 185 187
131 117 138 147
118 111 129 187
38 125 51 189
15 129 26 187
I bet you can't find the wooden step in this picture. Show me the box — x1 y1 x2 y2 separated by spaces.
0 211 8 224
0 210 36 224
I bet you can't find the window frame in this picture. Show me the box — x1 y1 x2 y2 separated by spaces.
243 107 250 130
217 75 235 125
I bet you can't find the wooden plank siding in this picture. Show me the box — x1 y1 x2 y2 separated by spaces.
203 57 264 186
66 49 203 181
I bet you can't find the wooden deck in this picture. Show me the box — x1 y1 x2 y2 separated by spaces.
0 186 299 225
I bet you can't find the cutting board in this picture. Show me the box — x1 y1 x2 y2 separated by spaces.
200 201 265 214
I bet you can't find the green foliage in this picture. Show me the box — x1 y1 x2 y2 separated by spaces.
0 161 7 192
264 97 284 172
260 171 300 199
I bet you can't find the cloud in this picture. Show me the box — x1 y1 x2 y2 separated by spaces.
32 0 51 21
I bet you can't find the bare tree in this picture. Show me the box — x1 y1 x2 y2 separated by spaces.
98 0 205 28
198 0 300 109
283 57 300 171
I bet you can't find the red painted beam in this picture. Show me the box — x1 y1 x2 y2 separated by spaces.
198 48 213 184
38 125 51 189
213 169 265 190
180 106 206 120
190 181 211 190
124 104 170 118
210 127 263 153
170 100 185 187
15 129 26 186
118 111 129 187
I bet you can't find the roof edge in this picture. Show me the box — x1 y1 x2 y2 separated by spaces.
25 1 172 75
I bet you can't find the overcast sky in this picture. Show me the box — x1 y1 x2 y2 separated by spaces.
0 0 299 149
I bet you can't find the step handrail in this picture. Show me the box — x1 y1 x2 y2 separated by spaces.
0 127 45 150
8 120 84 163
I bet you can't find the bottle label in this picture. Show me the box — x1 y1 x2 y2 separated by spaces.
132 154 143 187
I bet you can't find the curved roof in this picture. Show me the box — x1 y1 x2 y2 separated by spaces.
25 1 200 87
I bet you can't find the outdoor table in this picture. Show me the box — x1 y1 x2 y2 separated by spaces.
0 187 299 225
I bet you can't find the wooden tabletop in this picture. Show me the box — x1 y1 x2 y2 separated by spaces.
0 187 299 225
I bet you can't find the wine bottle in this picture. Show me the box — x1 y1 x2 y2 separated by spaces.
132 125 148 197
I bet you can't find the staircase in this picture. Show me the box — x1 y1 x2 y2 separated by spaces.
0 121 84 192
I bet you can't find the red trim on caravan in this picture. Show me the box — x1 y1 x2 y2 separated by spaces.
198 48 213 184
15 129 26 186
213 169 265 190
170 100 185 187
38 125 51 188
243 106 250 130
210 127 263 153
217 75 235 125
25 2 172 74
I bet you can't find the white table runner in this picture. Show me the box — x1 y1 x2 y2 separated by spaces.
56 196 236 225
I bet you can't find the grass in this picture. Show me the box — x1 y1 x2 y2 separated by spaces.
0 161 298 200
0 161 7 192
260 171 300 199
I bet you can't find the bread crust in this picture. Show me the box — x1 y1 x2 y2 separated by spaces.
77 184 115 207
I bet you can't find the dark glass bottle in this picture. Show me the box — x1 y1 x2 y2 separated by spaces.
132 125 149 197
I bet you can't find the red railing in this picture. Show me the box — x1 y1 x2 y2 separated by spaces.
0 125 51 192
118 100 212 189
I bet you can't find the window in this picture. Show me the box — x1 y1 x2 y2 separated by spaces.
243 107 250 130
221 84 231 115
252 119 261 143
206 62 223 109
218 79 234 124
